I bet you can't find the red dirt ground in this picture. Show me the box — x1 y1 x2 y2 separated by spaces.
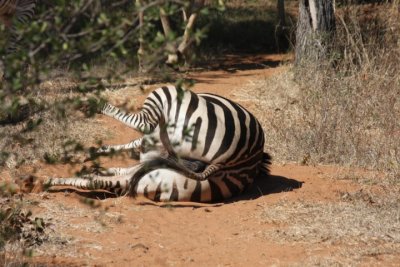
3 54 399 266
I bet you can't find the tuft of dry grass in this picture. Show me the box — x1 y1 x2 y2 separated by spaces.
29 195 129 260
261 196 400 245
258 189 400 264
237 4 400 180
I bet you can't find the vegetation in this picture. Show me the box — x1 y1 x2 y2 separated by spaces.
259 189 400 265
237 5 400 263
1 0 399 265
0 1 217 166
199 0 290 53
0 182 49 266
241 3 400 180
0 0 225 263
0 0 288 169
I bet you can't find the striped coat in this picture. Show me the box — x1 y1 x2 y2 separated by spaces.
47 86 271 202
0 0 37 53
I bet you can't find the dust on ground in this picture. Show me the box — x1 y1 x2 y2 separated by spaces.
2 54 400 266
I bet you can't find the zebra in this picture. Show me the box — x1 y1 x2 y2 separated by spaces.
0 0 37 78
45 85 271 202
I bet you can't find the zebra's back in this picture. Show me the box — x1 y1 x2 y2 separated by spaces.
142 86 265 167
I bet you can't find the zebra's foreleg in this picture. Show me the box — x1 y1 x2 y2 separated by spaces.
96 166 142 176
101 103 158 133
97 138 142 157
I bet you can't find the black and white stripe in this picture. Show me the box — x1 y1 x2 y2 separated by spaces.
0 0 37 53
46 85 271 202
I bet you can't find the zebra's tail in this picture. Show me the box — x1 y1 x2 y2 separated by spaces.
260 152 272 175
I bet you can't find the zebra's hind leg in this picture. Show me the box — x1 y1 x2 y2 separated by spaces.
45 173 134 196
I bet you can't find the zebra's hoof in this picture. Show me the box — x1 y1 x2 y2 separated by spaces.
42 178 53 190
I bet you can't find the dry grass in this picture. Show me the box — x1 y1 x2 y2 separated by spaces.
258 189 400 265
0 105 110 168
0 74 154 169
0 193 51 267
1 3 399 265
29 195 129 260
235 71 300 164
261 194 400 244
0 193 127 265
237 4 400 180
239 8 400 263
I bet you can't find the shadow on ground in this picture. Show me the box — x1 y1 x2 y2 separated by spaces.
46 174 303 206
195 54 284 73
205 60 282 73
46 188 119 200
228 174 303 203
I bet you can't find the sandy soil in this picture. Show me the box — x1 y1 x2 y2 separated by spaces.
3 54 399 266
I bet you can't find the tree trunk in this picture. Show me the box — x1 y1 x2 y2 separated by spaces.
137 0 205 70
276 0 288 51
159 7 171 36
136 0 145 73
166 0 205 67
277 0 286 31
295 0 336 65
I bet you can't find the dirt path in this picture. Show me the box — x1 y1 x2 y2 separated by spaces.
8 54 399 266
